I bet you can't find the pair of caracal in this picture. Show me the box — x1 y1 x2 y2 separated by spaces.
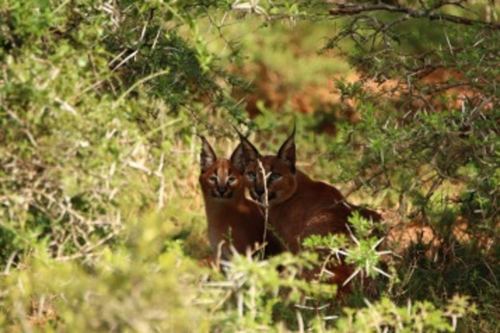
199 129 380 286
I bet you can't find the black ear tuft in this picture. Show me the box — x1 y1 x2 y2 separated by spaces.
199 136 217 173
277 127 296 173
230 144 246 174
239 136 260 165
231 124 261 165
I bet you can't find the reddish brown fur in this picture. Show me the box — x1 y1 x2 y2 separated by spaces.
199 137 282 260
238 130 381 289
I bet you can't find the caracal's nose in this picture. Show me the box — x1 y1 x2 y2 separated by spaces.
218 187 227 196
255 187 265 197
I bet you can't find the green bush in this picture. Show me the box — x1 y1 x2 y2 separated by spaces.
0 0 497 331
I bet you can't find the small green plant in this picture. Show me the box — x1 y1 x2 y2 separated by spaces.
200 250 335 330
303 212 393 287
334 295 476 333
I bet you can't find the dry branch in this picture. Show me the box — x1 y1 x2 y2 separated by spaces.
329 2 500 29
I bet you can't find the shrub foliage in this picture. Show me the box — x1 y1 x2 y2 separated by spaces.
0 0 498 331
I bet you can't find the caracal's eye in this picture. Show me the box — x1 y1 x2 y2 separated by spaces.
269 172 281 182
209 175 217 183
247 171 256 180
228 176 237 184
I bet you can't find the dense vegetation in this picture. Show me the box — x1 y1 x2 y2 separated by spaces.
0 0 498 331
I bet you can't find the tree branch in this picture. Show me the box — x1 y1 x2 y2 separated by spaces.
329 3 500 29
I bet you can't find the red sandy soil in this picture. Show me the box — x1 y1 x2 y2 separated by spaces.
231 62 489 135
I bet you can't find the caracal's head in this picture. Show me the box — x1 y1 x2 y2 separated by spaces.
238 129 297 206
199 136 246 201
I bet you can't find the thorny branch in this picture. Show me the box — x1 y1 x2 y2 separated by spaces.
329 2 500 29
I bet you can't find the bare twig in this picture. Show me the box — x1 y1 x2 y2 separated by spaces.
112 49 138 71
1 251 18 276
295 308 305 333
155 153 165 211
256 159 272 259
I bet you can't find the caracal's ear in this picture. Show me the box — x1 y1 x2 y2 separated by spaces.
230 144 246 174
277 126 296 173
239 135 261 165
232 124 261 165
199 136 217 173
